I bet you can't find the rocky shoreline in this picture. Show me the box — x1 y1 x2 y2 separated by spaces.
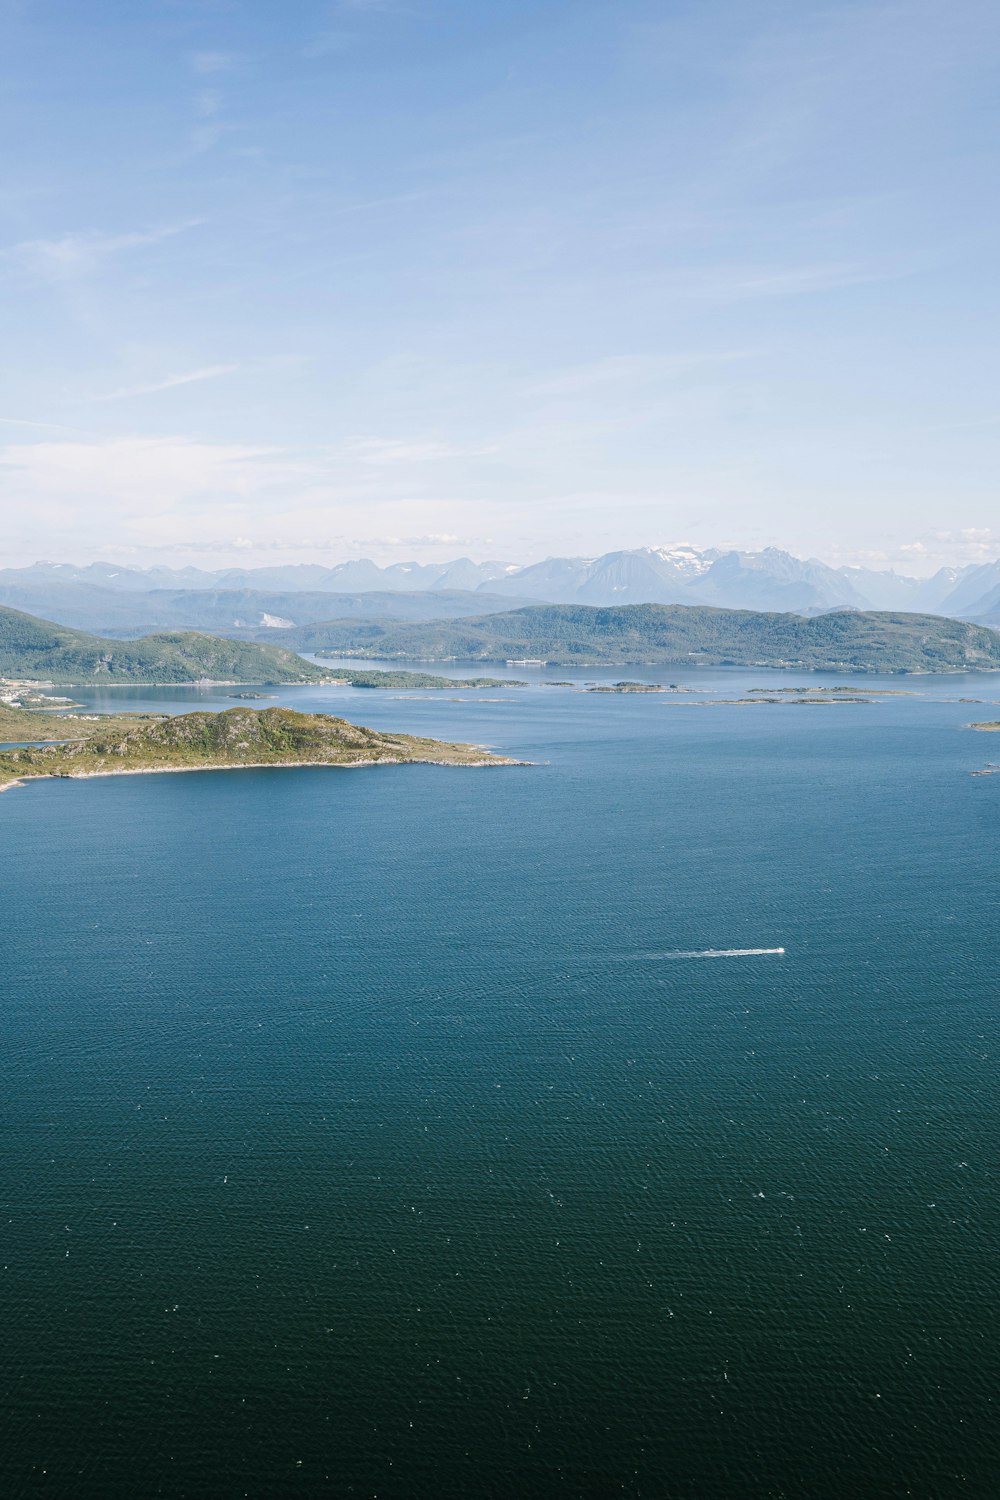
0 752 526 794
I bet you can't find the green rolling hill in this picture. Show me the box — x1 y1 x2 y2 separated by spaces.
0 606 336 684
306 603 1000 673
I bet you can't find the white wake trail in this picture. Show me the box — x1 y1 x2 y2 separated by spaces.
644 947 786 959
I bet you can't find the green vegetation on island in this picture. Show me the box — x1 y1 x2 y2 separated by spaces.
293 603 1000 674
0 605 338 684
0 705 516 791
970 721 1000 731
0 702 166 743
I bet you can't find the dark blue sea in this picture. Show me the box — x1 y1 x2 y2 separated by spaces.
3 667 999 1498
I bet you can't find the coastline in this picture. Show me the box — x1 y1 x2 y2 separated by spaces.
0 753 523 792
1 678 331 690
319 656 1000 676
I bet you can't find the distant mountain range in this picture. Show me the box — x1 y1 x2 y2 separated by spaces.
2 547 999 634
466 547 1000 621
0 557 518 594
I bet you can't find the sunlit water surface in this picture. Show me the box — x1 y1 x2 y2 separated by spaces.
3 666 999 1498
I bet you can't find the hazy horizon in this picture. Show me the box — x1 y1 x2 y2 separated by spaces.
2 538 999 583
2 0 998 573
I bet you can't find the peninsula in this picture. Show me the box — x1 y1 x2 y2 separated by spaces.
0 706 516 792
0 605 339 684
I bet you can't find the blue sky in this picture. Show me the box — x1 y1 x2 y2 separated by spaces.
1 0 998 572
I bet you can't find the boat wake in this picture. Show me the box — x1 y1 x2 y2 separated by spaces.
645 947 786 959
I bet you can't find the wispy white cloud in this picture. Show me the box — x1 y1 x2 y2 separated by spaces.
353 533 470 547
87 365 241 402
301 31 355 59
903 528 1000 562
188 124 230 154
830 529 1000 573
0 433 505 563
0 436 284 509
345 437 499 465
3 221 203 281
525 351 754 398
118 536 352 555
304 0 416 56
339 0 412 11
195 89 223 119
0 416 88 433
191 51 237 76
656 260 898 305
928 527 999 546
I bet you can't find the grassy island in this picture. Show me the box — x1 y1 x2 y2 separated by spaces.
0 706 517 791
970 721 1000 731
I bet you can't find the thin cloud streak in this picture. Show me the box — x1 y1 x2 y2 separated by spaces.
525 351 756 398
191 52 237 75
0 417 88 433
2 221 204 281
87 365 242 402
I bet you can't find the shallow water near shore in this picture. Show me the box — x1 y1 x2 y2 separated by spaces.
3 666 999 1497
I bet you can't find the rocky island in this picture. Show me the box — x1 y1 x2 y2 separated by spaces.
0 705 518 792
326 669 526 689
586 681 666 693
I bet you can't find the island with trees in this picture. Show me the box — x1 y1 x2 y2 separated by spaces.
290 602 1000 674
0 605 339 684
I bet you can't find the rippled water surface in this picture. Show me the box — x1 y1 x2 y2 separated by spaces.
3 668 999 1498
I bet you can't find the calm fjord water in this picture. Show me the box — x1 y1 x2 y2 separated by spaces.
3 671 999 1499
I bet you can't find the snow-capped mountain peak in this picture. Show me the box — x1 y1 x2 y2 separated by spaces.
646 545 714 577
